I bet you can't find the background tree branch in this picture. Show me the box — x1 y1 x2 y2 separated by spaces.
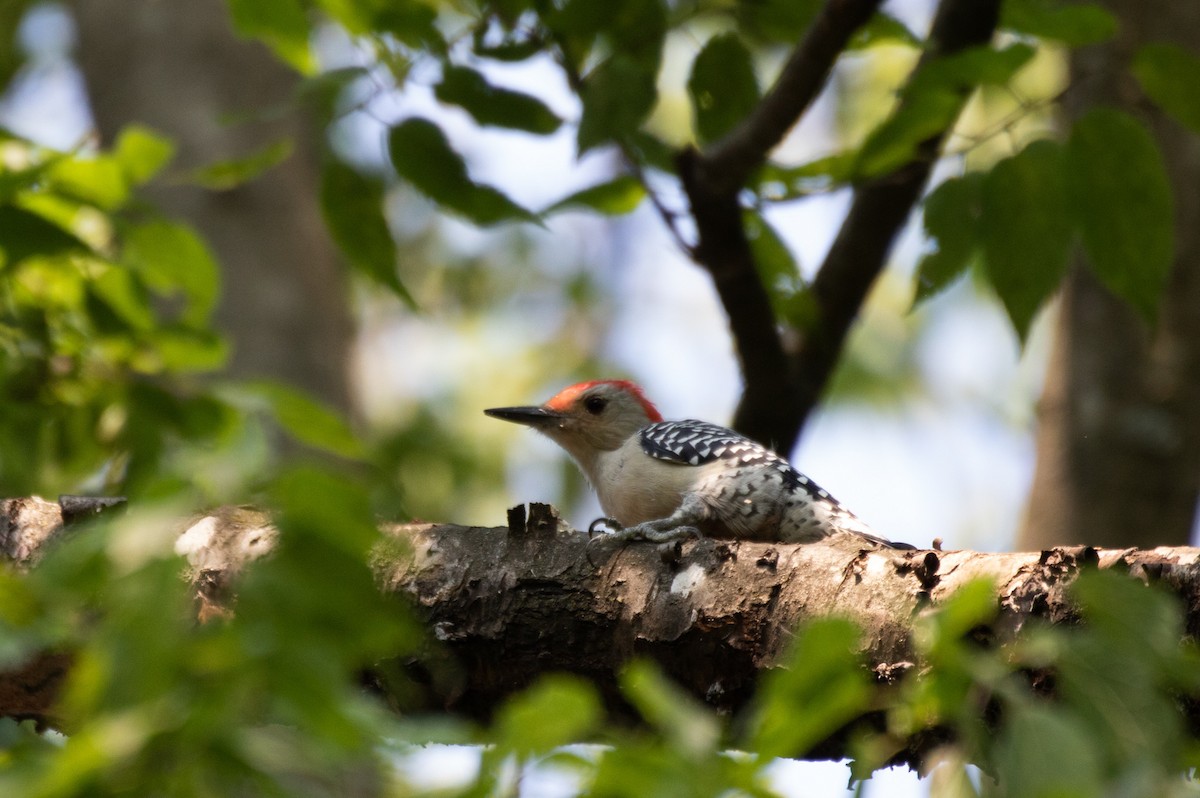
678 0 1000 450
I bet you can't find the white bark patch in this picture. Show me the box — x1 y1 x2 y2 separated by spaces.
175 516 217 560
670 563 707 597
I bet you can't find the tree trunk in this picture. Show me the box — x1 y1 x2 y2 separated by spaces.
6 499 1200 766
72 0 355 413
1020 0 1200 549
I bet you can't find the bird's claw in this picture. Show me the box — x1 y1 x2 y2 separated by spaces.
583 518 701 567
587 517 623 539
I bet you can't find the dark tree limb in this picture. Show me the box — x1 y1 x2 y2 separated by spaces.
791 0 1002 427
677 0 1001 451
678 0 882 451
7 500 1200 767
700 0 884 195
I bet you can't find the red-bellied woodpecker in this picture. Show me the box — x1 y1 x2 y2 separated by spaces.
485 379 911 549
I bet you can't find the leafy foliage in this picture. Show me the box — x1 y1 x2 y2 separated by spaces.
3 0 1198 794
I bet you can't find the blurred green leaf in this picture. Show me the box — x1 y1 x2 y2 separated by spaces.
735 0 821 43
620 661 720 757
688 33 760 145
495 674 601 754
471 24 543 62
1067 108 1173 322
46 155 129 210
435 65 561 134
858 45 1035 177
319 159 414 306
0 0 32 91
920 578 998 650
226 0 315 73
0 205 93 264
375 2 444 52
995 704 1105 797
387 117 538 226
915 172 984 302
1001 0 1117 45
152 327 229 372
856 89 961 177
294 65 370 116
849 12 921 50
577 54 659 154
1133 43 1200 135
234 381 364 459
743 209 804 324
981 140 1073 338
759 151 857 200
917 43 1036 89
749 618 870 759
188 138 294 191
543 175 646 216
92 267 155 332
113 125 175 185
122 219 220 326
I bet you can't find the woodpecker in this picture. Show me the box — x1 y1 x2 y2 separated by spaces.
485 380 911 549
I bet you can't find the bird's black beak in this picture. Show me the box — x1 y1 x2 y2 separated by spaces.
484 405 562 428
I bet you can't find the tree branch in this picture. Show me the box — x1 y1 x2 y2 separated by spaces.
678 0 1002 450
791 0 1002 426
701 0 884 195
678 0 882 450
7 499 1200 766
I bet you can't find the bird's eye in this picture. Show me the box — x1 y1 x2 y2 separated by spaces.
583 395 607 415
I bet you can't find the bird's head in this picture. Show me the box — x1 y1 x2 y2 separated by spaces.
485 380 662 458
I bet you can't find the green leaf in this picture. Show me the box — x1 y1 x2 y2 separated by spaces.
848 12 921 50
0 205 93 265
577 55 659 154
620 661 720 756
1067 108 1173 322
915 172 984 301
152 327 229 372
471 26 543 62
687 33 760 145
387 117 537 226
749 618 869 759
188 139 294 191
494 675 601 754
375 3 444 53
113 126 175 185
1001 0 1117 46
1133 43 1200 135
861 43 1036 176
226 0 315 73
856 89 961 177
980 140 1073 338
319 160 414 307
46 156 129 211
295 66 370 117
242 382 364 459
543 175 646 216
995 705 1105 797
92 267 155 331
743 209 803 323
736 0 821 43
759 151 857 200
122 220 220 326
435 65 561 134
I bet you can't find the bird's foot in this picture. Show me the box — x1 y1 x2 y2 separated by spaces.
587 516 700 544
587 517 622 539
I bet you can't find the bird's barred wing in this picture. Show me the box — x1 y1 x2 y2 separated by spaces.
639 420 839 502
640 420 774 466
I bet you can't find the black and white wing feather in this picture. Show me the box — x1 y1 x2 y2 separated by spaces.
639 420 837 503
